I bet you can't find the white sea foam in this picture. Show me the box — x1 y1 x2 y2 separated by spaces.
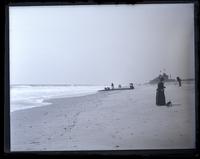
10 85 105 112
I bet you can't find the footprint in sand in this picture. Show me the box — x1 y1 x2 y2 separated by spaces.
130 133 134 135
30 141 40 144
29 126 32 128
111 135 116 138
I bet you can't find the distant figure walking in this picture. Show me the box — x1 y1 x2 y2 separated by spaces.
156 77 166 106
176 76 182 87
118 84 122 88
111 83 114 89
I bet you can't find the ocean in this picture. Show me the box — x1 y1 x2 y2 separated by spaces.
10 85 105 112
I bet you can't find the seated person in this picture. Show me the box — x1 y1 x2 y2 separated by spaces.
130 83 134 89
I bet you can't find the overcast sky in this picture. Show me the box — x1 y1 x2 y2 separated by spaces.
9 3 194 85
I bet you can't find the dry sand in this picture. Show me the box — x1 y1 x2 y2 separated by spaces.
10 83 196 151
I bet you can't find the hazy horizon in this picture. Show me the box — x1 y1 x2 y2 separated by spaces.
10 76 195 86
9 4 195 85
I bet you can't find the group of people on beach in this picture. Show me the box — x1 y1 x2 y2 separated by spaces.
156 76 182 106
104 83 134 90
104 76 182 107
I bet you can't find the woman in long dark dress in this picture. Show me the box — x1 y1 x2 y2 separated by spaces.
156 77 166 106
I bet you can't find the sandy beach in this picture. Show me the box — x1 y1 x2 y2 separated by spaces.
10 83 196 151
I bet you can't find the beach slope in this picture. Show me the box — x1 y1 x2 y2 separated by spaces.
11 83 195 151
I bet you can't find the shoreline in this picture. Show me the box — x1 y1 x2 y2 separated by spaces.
10 91 101 113
11 84 195 151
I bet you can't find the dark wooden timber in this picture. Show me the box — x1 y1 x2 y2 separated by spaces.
99 88 134 92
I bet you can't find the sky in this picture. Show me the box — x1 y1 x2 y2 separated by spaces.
9 3 195 85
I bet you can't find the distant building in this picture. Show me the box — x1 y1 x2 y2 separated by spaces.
149 73 176 84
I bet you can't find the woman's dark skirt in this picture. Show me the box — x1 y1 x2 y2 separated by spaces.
156 89 166 106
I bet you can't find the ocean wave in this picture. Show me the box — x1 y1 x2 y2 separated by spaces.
10 85 105 112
